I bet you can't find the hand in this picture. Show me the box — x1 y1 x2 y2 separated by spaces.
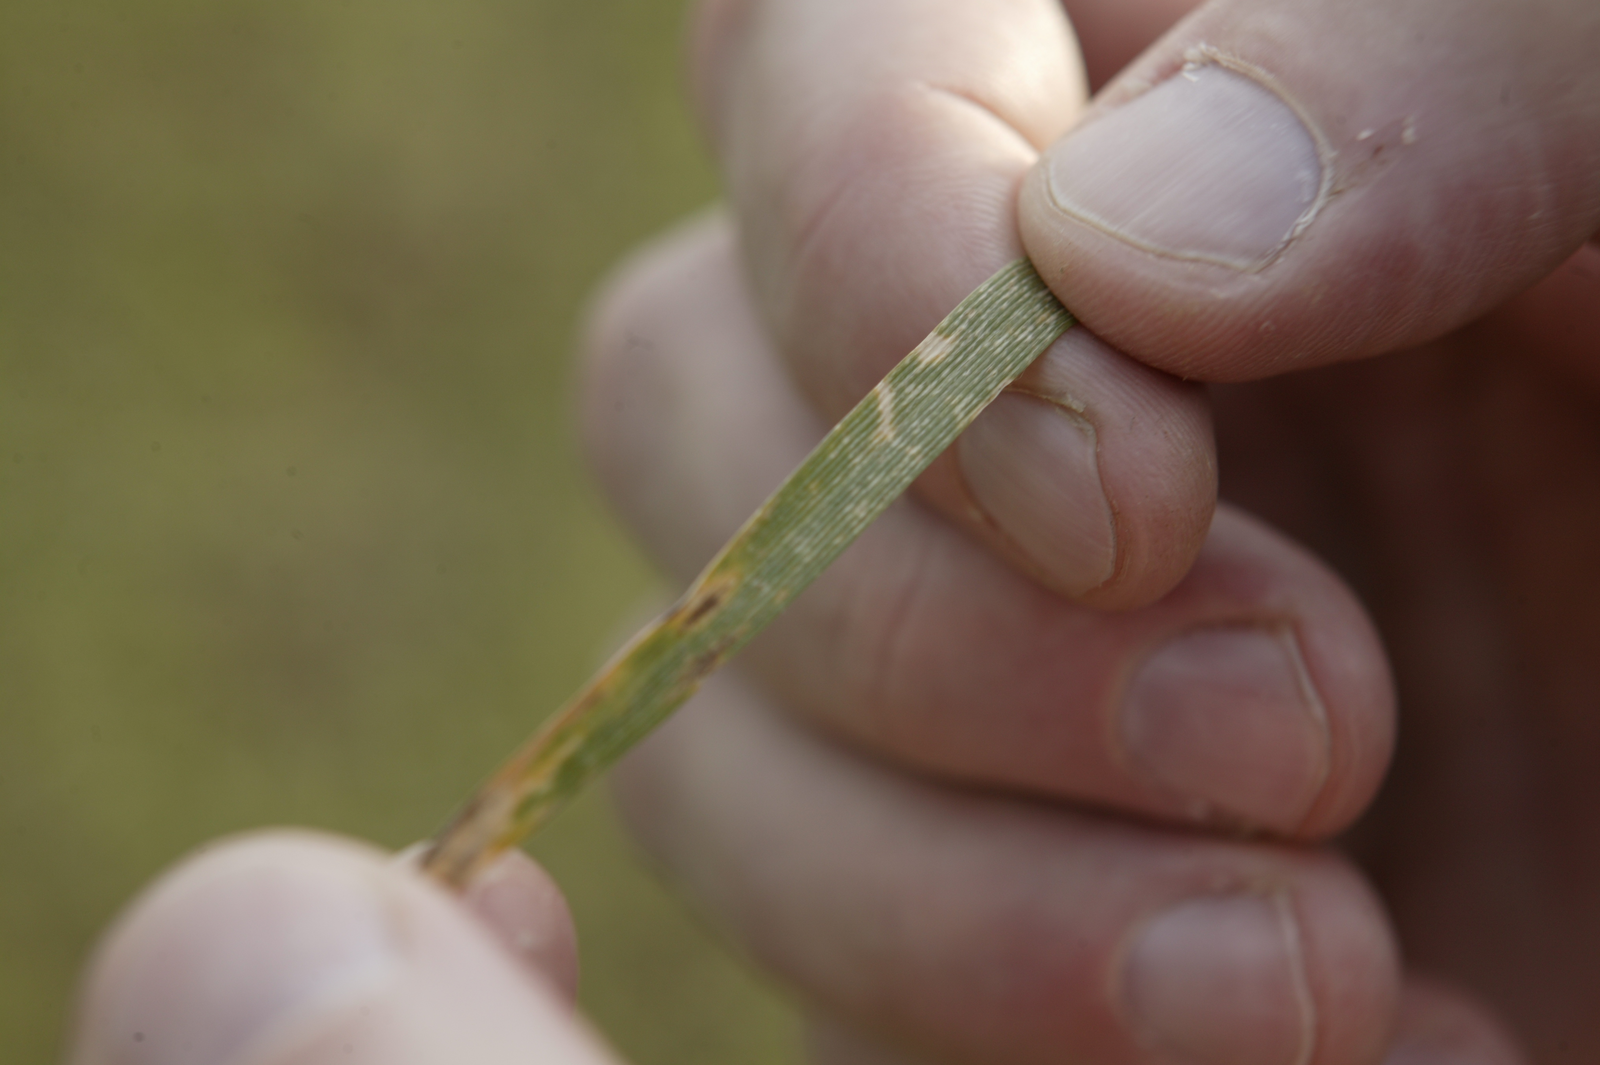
579 0 1600 1062
66 832 613 1064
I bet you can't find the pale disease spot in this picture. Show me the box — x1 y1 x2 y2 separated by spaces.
876 385 898 442
914 333 957 366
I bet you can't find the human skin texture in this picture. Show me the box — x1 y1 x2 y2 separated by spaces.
67 832 609 1065
581 0 1600 1062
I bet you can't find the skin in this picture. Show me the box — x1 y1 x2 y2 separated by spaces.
68 0 1600 1063
67 832 608 1065
584 0 1599 1062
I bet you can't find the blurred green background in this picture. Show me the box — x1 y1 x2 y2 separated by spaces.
0 1 800 1061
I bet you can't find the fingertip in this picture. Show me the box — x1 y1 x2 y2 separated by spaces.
393 841 580 995
71 830 402 1065
72 830 606 1065
459 850 580 1002
939 324 1217 611
1113 850 1401 1065
1268 541 1396 841
1167 508 1397 840
1290 857 1404 1065
1066 349 1216 612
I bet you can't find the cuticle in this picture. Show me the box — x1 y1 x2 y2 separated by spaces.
1278 620 1334 835
1013 387 1122 593
1271 887 1320 1065
1048 389 1122 594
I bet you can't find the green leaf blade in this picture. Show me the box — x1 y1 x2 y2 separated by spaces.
422 259 1074 887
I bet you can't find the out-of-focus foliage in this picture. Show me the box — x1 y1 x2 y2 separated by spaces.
0 1 797 1061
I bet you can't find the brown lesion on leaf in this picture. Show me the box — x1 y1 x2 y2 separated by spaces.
687 636 737 682
671 572 737 629
683 591 722 625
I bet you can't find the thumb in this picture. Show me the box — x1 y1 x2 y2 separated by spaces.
1021 0 1600 380
68 831 617 1065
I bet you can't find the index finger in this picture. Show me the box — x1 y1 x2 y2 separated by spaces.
691 0 1217 608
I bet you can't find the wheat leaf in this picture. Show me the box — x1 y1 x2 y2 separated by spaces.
421 259 1074 887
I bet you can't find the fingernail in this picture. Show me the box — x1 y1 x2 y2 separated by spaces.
1125 893 1316 1065
958 391 1116 597
1044 61 1325 270
79 844 401 1065
1120 625 1329 831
